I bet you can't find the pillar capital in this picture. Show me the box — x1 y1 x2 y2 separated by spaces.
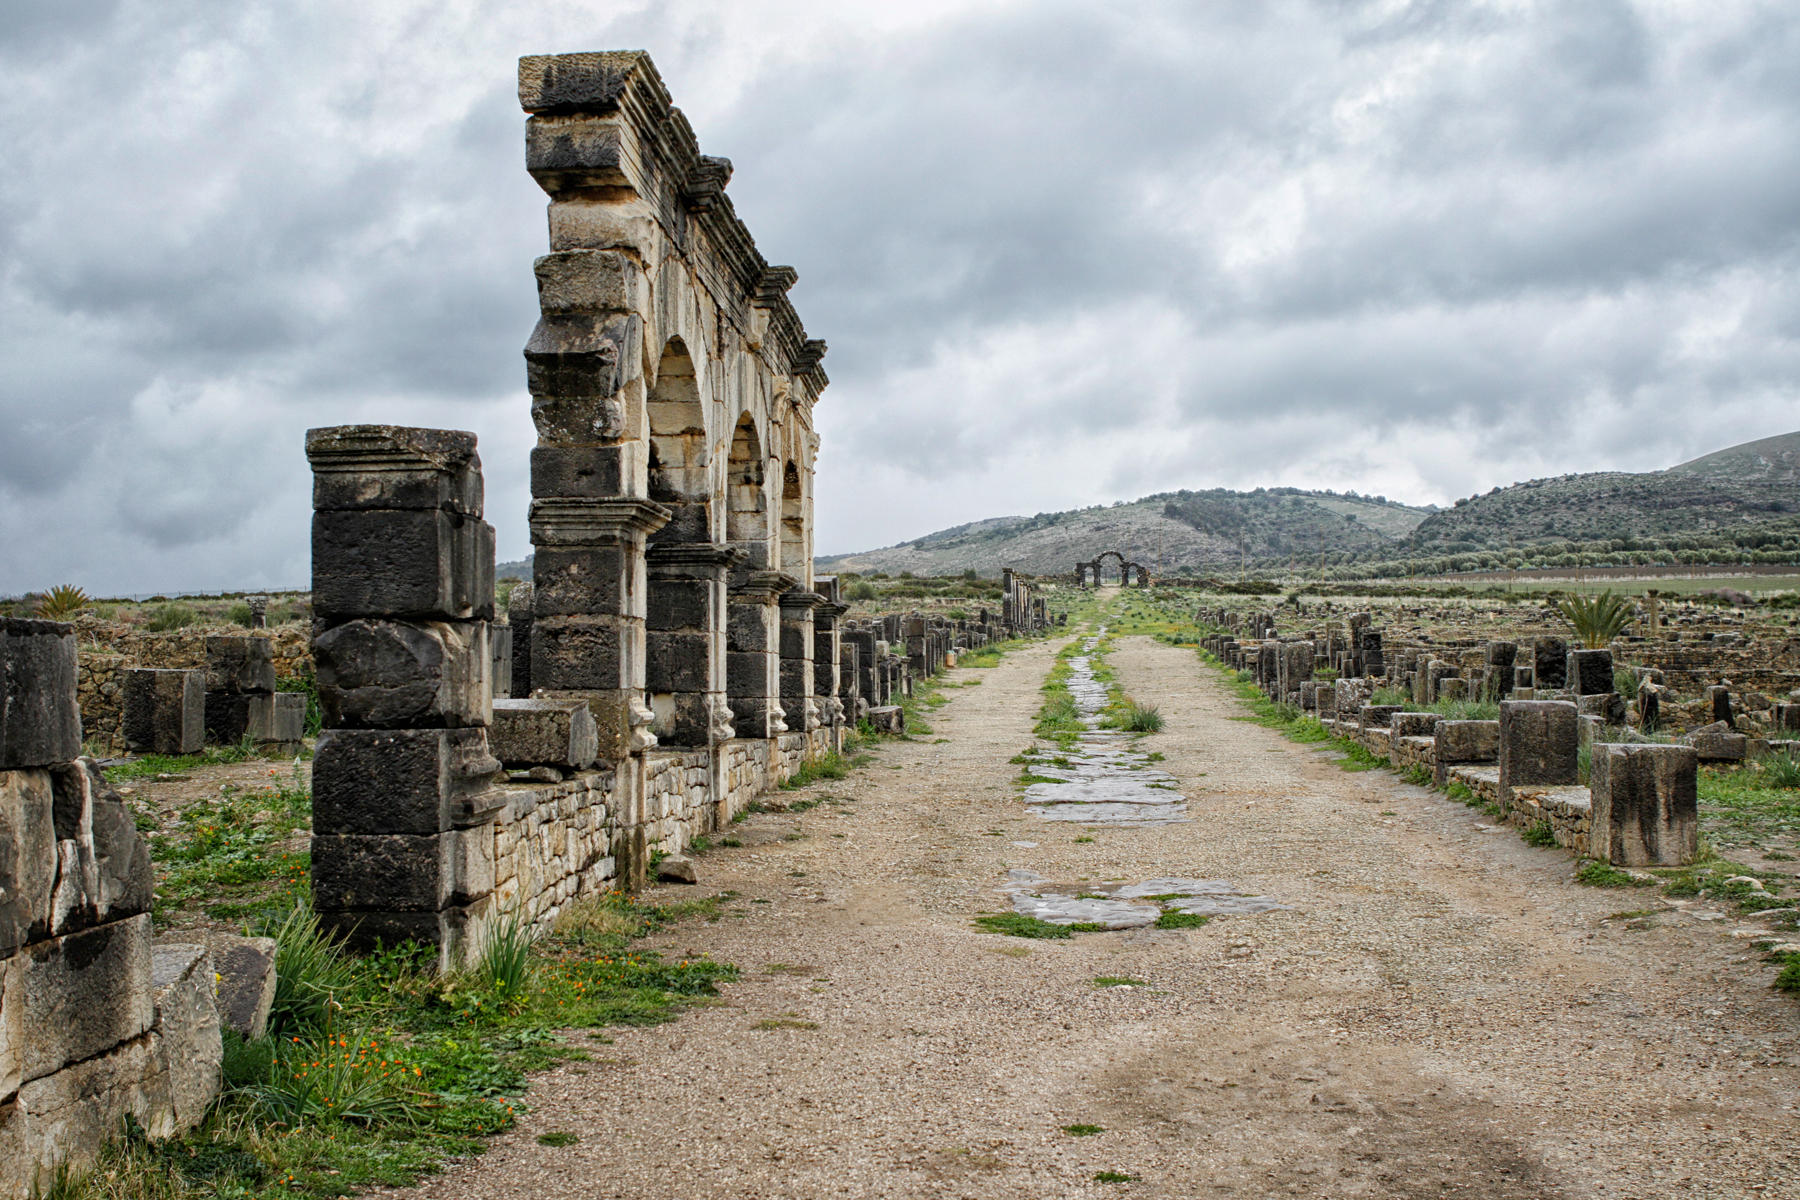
529 496 670 546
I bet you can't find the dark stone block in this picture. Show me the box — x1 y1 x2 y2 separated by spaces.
489 698 599 769
646 630 713 693
311 510 495 622
532 546 628 616
727 604 772 653
204 636 276 695
648 501 711 546
0 619 80 770
313 619 490 729
519 52 643 115
531 445 626 499
311 727 502 836
645 577 712 632
1499 700 1579 795
1532 637 1568 689
529 616 623 691
524 312 637 400
311 831 491 912
490 624 513 700
249 693 307 749
122 669 204 755
204 693 257 745
525 113 630 194
1567 648 1614 696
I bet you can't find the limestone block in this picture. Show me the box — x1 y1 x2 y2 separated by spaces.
13 1034 161 1194
203 636 276 695
47 760 153 937
0 770 55 956
305 425 483 516
525 311 639 403
1577 692 1627 725
530 444 628 499
531 616 625 689
149 942 221 1129
1357 704 1403 729
312 828 494 912
121 669 204 755
1391 713 1439 738
1688 721 1748 762
869 705 904 735
1435 720 1500 764
312 727 503 836
519 50 643 114
311 509 496 622
20 914 154 1084
0 619 81 770
533 546 632 616
1589 744 1698 867
248 692 307 751
1498 701 1579 797
1567 648 1614 696
0 953 21 1099
490 699 599 769
314 619 491 729
211 936 277 1041
534 249 645 315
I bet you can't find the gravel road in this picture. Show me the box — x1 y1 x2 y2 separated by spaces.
374 626 1800 1200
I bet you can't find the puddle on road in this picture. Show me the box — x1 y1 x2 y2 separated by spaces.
1001 870 1288 929
1023 631 1188 825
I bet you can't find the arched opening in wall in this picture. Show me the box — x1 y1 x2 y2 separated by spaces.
647 339 709 544
1096 551 1125 585
780 461 805 582
728 415 768 568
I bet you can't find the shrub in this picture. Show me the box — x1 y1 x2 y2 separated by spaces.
37 584 89 619
1116 699 1164 733
146 603 200 632
845 581 876 601
1758 751 1800 790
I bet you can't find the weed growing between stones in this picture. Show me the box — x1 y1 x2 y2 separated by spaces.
537 1132 580 1147
1522 822 1558 848
1400 764 1433 787
1094 1171 1139 1183
1154 911 1210 929
781 750 852 789
1575 860 1655 888
53 892 738 1199
1092 976 1147 987
1063 1124 1106 1136
974 913 1078 938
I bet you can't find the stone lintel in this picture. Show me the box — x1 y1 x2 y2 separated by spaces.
530 497 670 546
731 570 797 603
646 543 745 573
519 51 656 115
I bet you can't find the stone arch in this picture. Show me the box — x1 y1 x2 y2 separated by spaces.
780 461 805 581
727 413 768 566
647 337 710 544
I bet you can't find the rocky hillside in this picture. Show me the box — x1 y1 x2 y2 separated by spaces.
822 429 1800 579
818 488 1434 578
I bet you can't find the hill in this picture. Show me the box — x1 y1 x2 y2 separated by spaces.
822 429 1800 580
819 488 1434 578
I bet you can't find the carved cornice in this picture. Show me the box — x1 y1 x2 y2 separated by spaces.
529 496 671 546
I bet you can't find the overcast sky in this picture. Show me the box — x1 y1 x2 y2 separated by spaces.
3 0 1798 594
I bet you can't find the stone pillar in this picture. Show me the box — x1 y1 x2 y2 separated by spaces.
779 590 824 736
202 635 275 746
1532 637 1568 691
1567 648 1613 696
1589 744 1698 866
814 597 847 747
728 572 792 739
1485 641 1517 701
1498 700 1579 805
645 545 741 747
529 497 668 761
121 669 204 755
246 596 268 629
306 425 503 966
507 581 534 699
1361 630 1384 677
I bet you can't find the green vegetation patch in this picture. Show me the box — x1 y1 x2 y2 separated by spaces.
975 913 1074 939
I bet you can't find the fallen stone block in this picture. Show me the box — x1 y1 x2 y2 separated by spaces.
489 698 599 769
868 705 904 735
149 942 221 1130
1688 720 1747 762
121 669 204 756
211 936 277 1041
248 693 307 754
656 853 698 885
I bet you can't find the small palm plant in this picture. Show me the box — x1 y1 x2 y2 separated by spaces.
36 584 89 619
1551 591 1636 649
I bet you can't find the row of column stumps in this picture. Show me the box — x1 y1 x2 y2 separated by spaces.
1200 607 1701 867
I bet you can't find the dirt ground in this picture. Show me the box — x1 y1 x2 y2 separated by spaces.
372 624 1800 1200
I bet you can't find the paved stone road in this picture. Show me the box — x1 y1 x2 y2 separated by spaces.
377 623 1800 1200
